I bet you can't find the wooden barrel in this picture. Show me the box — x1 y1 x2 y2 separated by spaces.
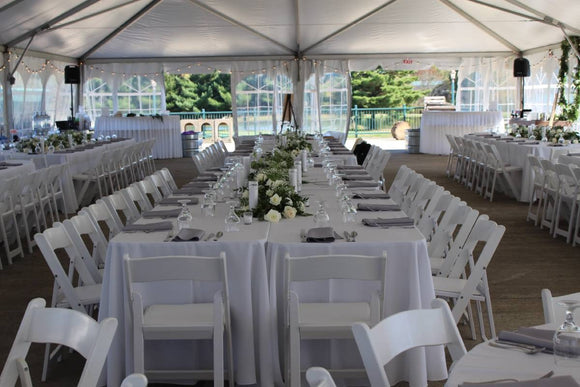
406 128 421 154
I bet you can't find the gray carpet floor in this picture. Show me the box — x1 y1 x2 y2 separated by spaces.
0 150 577 386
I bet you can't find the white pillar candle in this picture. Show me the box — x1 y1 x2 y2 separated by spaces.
68 134 74 148
249 181 258 209
289 168 298 192
302 149 308 172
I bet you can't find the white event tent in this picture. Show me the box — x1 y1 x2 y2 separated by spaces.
1 0 579 137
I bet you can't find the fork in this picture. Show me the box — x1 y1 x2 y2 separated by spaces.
488 340 545 354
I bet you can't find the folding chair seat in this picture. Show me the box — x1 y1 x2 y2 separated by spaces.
527 154 546 226
102 192 141 226
305 367 337 387
79 200 123 241
432 217 506 340
0 177 24 267
539 159 560 233
34 227 103 381
352 298 466 387
284 252 387 387
124 253 234 386
553 163 579 243
0 298 117 387
121 184 154 214
541 288 580 324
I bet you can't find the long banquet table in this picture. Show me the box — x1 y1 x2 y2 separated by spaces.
465 134 580 202
99 164 444 386
95 116 182 159
420 111 504 155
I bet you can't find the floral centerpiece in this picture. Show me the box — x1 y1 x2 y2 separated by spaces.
238 148 309 222
509 125 579 143
15 131 94 153
277 131 312 156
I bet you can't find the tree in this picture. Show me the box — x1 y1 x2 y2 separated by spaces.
164 72 232 112
351 67 428 108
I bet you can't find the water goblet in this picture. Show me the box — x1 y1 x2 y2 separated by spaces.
176 199 193 231
224 201 241 232
313 200 330 228
554 300 580 369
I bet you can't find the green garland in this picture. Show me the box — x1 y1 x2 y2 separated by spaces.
557 37 580 122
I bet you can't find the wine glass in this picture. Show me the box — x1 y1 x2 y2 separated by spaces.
553 300 580 368
541 127 548 142
313 200 330 228
201 193 216 217
176 199 192 230
224 202 240 232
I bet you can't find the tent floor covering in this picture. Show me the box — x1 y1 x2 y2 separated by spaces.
0 151 577 386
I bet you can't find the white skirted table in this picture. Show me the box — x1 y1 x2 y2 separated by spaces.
420 111 504 155
95 116 182 159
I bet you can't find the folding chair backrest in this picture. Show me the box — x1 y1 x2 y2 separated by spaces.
352 298 466 387
555 163 578 197
541 289 580 324
0 298 117 387
122 184 153 213
152 171 173 196
305 367 337 387
80 200 123 240
135 179 163 205
103 192 140 225
540 159 560 191
527 154 545 186
159 168 178 191
417 192 459 240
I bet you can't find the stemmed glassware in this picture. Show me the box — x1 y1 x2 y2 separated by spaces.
313 200 330 228
224 201 241 232
553 300 580 368
176 199 193 230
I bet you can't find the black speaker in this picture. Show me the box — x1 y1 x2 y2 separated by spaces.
513 58 530 77
64 65 80 84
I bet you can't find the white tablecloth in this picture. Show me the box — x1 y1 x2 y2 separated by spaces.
95 116 182 159
99 168 445 387
465 135 580 202
420 112 504 155
0 159 36 180
446 325 580 386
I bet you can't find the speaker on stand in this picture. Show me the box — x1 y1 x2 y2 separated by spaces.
64 65 80 128
513 58 530 118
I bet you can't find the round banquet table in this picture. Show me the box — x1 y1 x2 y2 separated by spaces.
95 116 182 159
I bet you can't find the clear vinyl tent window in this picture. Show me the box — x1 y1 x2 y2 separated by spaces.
303 72 349 134
45 74 70 123
117 76 162 115
84 78 113 121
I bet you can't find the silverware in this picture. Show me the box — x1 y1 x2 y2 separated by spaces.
462 370 553 385
489 340 545 354
204 232 215 241
213 231 224 241
300 229 308 242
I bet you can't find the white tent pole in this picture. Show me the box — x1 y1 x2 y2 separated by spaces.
502 0 580 36
46 0 143 32
560 26 580 61
188 0 295 55
302 0 399 54
81 0 163 60
438 0 520 54
6 0 99 47
0 0 26 14
2 49 14 139
294 0 300 52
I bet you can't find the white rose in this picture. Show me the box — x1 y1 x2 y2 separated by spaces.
266 189 274 196
270 194 282 206
552 137 557 143
283 206 297 219
242 190 249 199
266 179 273 186
298 202 305 212
264 209 281 223
286 197 293 206
272 180 284 189
291 149 300 157
256 173 267 182
573 139 579 144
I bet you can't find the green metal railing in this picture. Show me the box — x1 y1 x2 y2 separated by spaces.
170 106 424 137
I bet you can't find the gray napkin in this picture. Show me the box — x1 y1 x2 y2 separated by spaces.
497 327 556 352
519 141 540 145
142 209 182 219
306 227 335 243
362 217 414 227
340 170 370 175
459 376 579 387
332 151 353 154
337 165 365 170
549 143 565 147
342 175 373 181
193 175 218 181
184 181 213 187
172 228 205 242
173 187 205 195
122 221 173 232
353 192 390 199
0 162 23 167
345 181 378 188
357 203 400 212
158 197 199 206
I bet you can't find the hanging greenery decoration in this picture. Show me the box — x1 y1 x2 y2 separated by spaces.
557 36 580 122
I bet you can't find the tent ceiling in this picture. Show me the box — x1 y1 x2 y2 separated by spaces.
1 0 578 63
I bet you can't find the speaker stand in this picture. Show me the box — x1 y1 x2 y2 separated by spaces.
69 83 75 127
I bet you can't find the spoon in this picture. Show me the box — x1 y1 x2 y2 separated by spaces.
213 231 224 241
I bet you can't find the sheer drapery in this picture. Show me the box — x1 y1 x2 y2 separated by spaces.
230 59 350 138
524 49 564 119
456 56 517 116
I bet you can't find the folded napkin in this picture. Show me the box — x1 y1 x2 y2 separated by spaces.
337 165 365 170
0 166 7 170
497 327 556 352
513 139 526 143
459 375 579 387
122 221 173 232
362 217 414 228
342 175 373 181
207 166 225 171
142 209 182 219
184 181 213 187
0 162 23 167
497 137 514 141
357 203 400 212
171 228 205 242
193 175 218 181
172 187 205 195
306 227 335 243
353 192 390 199
158 197 199 206
345 181 379 188
340 170 370 175
332 151 353 155
548 143 565 147
519 141 540 145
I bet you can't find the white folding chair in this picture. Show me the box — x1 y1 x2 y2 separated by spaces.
527 154 546 226
284 252 387 387
0 298 117 387
158 167 179 191
386 165 412 204
482 143 522 202
541 288 580 325
432 217 506 340
121 184 154 214
0 177 24 267
102 192 141 226
124 253 234 386
135 179 163 207
305 367 337 387
121 373 148 387
79 200 123 241
553 163 579 243
352 298 466 387
539 159 560 233
417 191 460 242
151 170 173 197
445 135 462 178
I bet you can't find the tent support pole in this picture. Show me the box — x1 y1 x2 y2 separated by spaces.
2 49 14 139
561 26 580 61
503 0 580 36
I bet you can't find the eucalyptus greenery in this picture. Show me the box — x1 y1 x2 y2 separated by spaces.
557 36 580 122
